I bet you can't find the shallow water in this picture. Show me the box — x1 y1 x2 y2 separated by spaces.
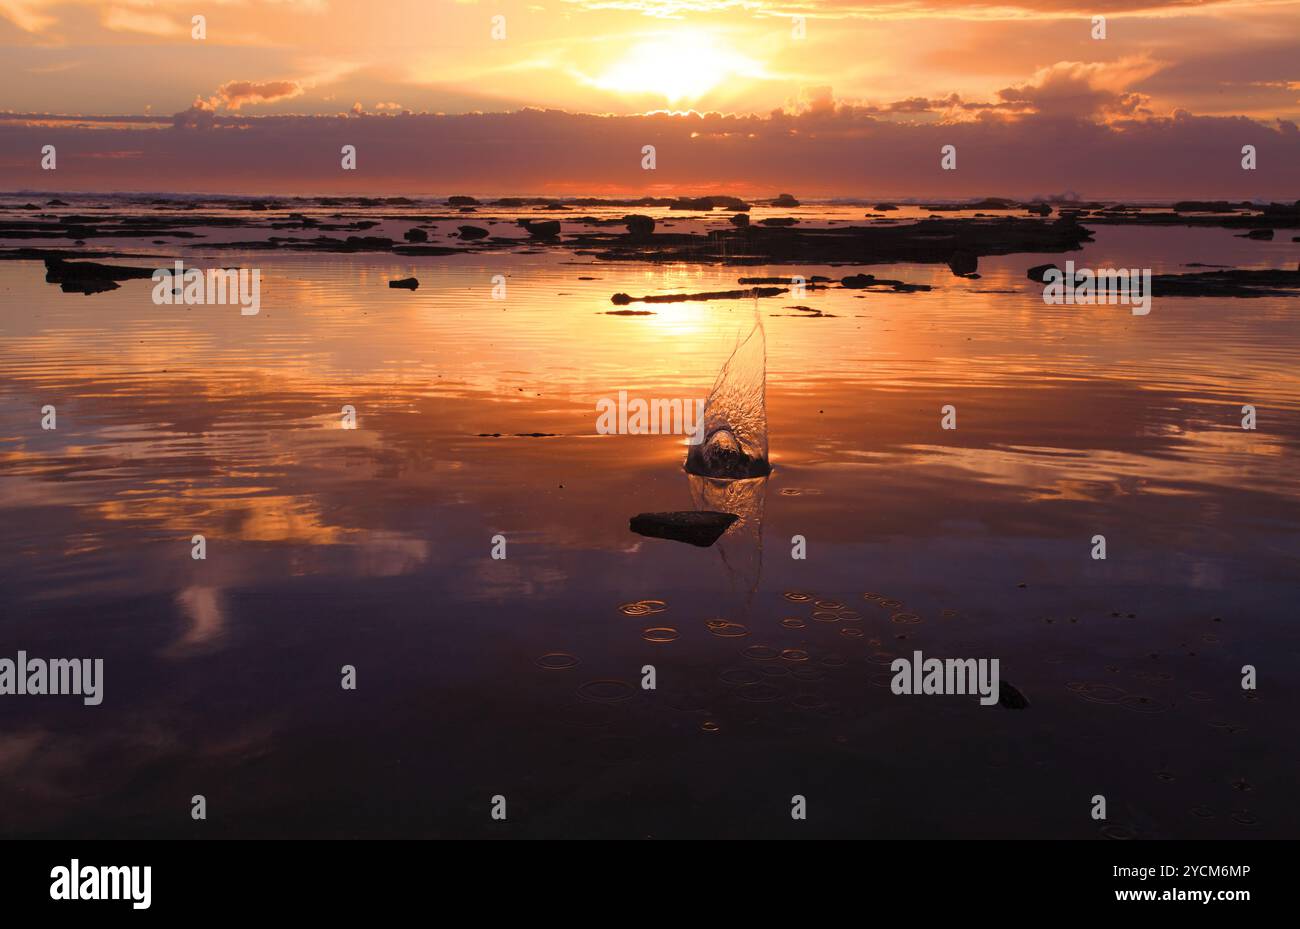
1 203 1297 837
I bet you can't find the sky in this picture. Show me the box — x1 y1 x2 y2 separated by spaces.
1 0 1298 196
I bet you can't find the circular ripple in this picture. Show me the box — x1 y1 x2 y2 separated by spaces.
759 664 790 676
577 679 635 703
811 611 841 623
720 668 761 686
791 668 823 682
741 644 781 661
868 651 897 665
792 694 828 710
783 591 813 603
820 654 849 669
780 648 810 662
815 599 844 611
701 720 721 733
878 599 904 610
780 617 806 629
840 627 865 638
536 652 580 671
862 592 883 601
619 599 667 616
837 610 862 622
708 622 750 638
891 612 922 625
736 682 787 703
1119 694 1169 714
1072 683 1127 704
642 626 679 644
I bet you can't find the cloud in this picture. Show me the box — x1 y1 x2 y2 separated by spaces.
208 79 305 111
995 58 1164 119
100 6 185 36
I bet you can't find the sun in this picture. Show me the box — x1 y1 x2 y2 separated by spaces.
593 31 763 104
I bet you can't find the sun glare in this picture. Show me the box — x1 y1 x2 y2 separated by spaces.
593 32 762 104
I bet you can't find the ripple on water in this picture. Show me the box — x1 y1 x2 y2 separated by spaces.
536 652 580 671
837 610 862 622
1070 683 1127 704
619 599 667 616
792 694 828 710
791 668 823 682
707 621 750 638
862 592 883 601
891 612 922 625
784 591 813 603
812 611 841 623
780 648 810 662
736 682 787 703
720 668 761 686
759 664 790 676
577 679 635 703
815 599 844 610
820 654 849 669
840 627 864 638
742 644 781 661
642 626 679 644
1119 694 1170 714
701 721 721 733
781 617 807 629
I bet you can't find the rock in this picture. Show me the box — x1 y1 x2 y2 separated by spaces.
999 682 1030 709
403 227 428 243
759 217 799 227
612 287 786 304
1027 263 1059 283
447 195 479 206
46 199 69 207
841 274 876 289
874 203 898 211
629 511 739 547
624 214 655 238
730 213 750 227
948 250 979 276
1238 228 1274 240
771 193 800 207
1027 203 1052 216
389 277 419 289
457 225 489 240
393 245 460 256
520 219 560 238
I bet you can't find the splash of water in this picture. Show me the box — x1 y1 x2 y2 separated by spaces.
684 306 771 479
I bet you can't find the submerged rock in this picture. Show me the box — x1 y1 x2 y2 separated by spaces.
389 277 419 289
630 511 739 547
1027 263 1059 283
457 225 489 240
612 287 786 304
730 213 750 227
949 250 979 276
403 227 428 243
771 193 800 207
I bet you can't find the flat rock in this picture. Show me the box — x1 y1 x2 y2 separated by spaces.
389 277 419 289
629 511 739 547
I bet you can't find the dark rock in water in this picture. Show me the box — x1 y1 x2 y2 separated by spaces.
874 203 898 211
1150 267 1300 297
1027 203 1052 216
760 217 799 227
44 258 155 292
999 682 1030 709
404 227 428 243
1173 201 1247 213
1237 228 1274 240
520 219 561 238
841 273 876 288
630 511 739 547
840 272 929 292
458 225 489 240
1027 263 1059 283
624 214 655 238
730 213 750 227
447 195 479 206
389 277 419 290
46 199 69 207
612 287 786 304
949 250 979 276
771 193 800 207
